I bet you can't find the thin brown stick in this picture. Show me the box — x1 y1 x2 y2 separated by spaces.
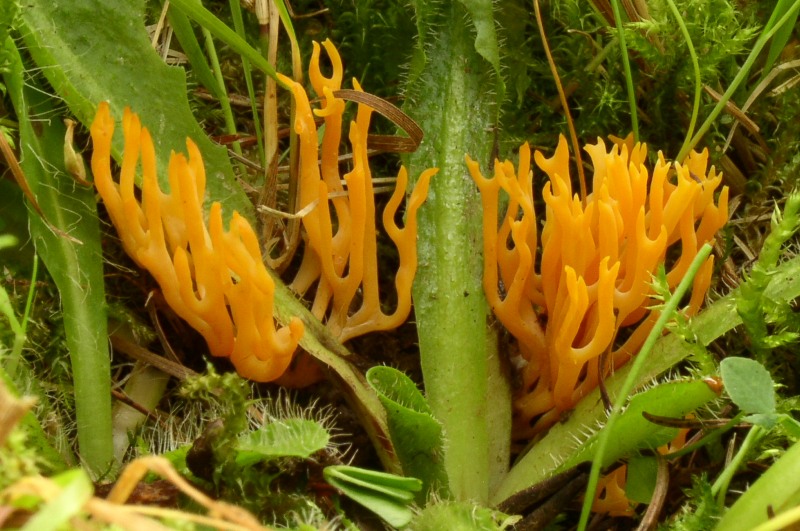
533 0 587 204
636 454 669 531
110 333 198 381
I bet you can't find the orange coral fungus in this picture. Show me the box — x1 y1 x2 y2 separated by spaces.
278 40 437 343
468 135 728 439
592 464 635 517
91 102 304 382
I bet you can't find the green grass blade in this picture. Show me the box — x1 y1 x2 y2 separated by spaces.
168 0 285 87
228 0 265 166
167 7 222 100
609 0 639 142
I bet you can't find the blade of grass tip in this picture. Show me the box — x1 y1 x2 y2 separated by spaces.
229 0 265 166
665 0 701 160
202 28 245 175
533 0 587 204
609 0 639 143
576 244 713 531
681 0 800 160
8 255 38 380
760 0 800 85
259 0 280 173
274 0 303 85
267 0 304 272
167 7 222 100
168 0 289 88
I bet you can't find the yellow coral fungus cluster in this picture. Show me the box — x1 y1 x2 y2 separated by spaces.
468 135 729 439
90 40 434 385
91 102 304 382
279 41 437 343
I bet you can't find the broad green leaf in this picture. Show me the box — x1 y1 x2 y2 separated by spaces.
720 357 776 415
324 465 421 528
367 366 447 500
236 419 330 466
3 37 113 478
19 0 253 222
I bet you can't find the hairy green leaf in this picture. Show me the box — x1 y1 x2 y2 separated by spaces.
367 366 447 500
19 0 253 221
236 419 330 466
720 357 776 415
3 37 113 478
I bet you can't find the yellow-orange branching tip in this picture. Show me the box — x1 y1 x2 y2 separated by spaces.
90 102 303 383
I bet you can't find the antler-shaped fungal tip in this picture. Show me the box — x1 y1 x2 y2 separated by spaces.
91 103 303 383
470 134 729 438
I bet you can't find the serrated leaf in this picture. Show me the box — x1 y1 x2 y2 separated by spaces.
367 366 447 499
235 419 330 467
720 357 776 415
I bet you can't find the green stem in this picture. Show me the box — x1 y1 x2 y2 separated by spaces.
577 244 713 530
202 29 245 175
609 0 639 142
711 425 765 506
665 0 701 159
404 1 510 503
228 0 265 167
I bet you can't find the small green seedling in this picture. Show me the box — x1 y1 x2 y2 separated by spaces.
323 465 422 528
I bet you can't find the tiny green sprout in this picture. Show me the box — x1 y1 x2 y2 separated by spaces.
323 465 422 528
235 419 330 467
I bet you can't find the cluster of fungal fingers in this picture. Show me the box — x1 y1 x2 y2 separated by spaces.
90 40 435 385
468 135 729 439
91 102 303 383
279 40 436 343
